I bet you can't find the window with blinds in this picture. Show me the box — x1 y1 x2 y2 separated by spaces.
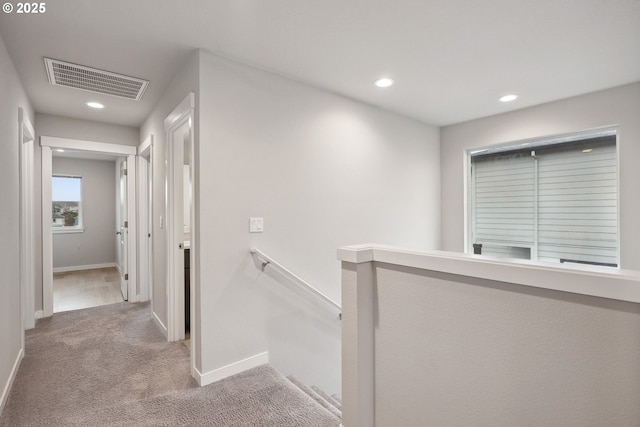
469 130 618 267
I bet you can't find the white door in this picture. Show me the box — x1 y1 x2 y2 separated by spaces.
117 157 128 300
169 120 187 338
138 136 153 303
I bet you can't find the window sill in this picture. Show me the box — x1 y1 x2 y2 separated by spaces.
53 228 85 234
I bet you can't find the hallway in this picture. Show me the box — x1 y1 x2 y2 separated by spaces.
0 302 341 427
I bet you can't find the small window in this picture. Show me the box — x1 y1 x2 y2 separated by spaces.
52 175 83 231
468 128 618 267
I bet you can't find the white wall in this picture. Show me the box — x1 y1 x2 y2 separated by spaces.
34 114 139 310
0 32 34 411
140 51 199 338
196 51 440 393
52 157 116 270
35 114 139 146
441 82 640 270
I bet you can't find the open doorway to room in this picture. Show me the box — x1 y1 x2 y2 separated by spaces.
164 93 194 353
50 152 123 313
49 151 124 312
19 108 36 337
41 136 139 317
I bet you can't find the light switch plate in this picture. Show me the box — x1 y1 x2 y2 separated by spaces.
249 217 264 233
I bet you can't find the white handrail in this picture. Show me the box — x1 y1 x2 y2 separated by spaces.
250 248 342 318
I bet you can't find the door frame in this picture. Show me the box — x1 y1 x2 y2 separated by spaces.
137 135 153 303
18 108 35 336
41 136 137 316
164 92 195 345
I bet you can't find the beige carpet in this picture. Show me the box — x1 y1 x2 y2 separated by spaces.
0 302 341 427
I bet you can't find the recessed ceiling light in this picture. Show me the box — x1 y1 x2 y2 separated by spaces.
499 94 519 103
86 101 104 109
374 77 395 88
56 149 65 153
582 148 593 153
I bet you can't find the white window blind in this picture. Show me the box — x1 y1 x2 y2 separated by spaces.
472 154 535 254
536 139 617 265
470 134 617 266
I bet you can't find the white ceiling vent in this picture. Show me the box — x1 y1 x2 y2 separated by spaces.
44 58 149 101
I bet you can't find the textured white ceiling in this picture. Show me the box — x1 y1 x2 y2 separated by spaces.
1 0 639 127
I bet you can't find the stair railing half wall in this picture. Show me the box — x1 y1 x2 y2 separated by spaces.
250 248 342 320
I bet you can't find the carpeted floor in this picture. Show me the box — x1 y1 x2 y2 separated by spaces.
0 302 341 427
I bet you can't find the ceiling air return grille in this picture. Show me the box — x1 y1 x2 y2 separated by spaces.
44 58 149 101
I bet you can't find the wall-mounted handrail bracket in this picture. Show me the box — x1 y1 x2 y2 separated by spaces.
250 248 342 319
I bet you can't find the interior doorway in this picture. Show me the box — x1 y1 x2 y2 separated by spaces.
41 136 138 317
164 93 195 351
19 108 36 336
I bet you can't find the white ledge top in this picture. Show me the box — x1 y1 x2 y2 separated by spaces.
337 244 640 304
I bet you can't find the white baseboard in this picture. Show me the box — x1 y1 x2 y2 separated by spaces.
25 310 45 329
53 262 116 273
152 311 167 338
196 352 270 387
0 347 24 415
